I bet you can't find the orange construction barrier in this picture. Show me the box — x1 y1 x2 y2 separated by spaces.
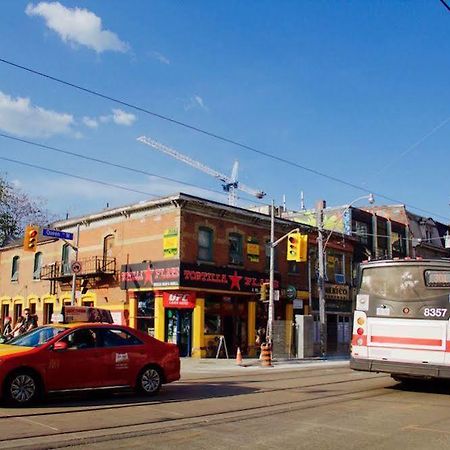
260 343 272 367
236 347 243 365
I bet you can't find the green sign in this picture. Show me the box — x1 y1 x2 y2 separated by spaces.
286 285 296 300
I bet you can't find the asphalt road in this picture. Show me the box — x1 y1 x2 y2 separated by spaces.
0 363 449 449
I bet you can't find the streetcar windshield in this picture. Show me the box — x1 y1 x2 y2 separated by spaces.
360 266 449 301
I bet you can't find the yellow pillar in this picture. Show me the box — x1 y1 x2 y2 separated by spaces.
192 297 205 358
128 292 137 329
154 294 165 341
285 303 294 356
248 301 256 357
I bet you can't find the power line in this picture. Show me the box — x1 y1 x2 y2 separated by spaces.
0 133 233 202
0 156 161 198
0 57 448 221
439 0 450 12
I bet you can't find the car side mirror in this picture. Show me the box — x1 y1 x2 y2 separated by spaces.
53 341 68 352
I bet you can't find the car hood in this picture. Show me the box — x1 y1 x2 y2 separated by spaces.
0 344 34 357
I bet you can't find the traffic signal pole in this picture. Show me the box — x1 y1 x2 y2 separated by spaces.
266 200 302 344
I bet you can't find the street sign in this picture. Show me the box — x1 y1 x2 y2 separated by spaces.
71 261 82 274
43 228 74 240
286 285 297 300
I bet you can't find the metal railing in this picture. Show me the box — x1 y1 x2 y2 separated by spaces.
40 256 116 280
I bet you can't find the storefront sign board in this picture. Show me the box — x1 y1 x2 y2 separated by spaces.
163 291 196 309
120 261 180 290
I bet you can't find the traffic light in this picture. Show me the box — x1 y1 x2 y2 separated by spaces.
260 282 269 301
23 225 39 252
287 231 308 262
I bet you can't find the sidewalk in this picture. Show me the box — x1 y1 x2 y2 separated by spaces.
181 356 350 376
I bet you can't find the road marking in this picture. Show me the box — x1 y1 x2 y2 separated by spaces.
16 417 59 431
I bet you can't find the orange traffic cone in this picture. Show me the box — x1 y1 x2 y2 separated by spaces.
236 347 243 365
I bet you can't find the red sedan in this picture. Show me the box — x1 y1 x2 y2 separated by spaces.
0 323 180 405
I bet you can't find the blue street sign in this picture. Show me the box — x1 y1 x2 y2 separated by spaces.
43 228 74 240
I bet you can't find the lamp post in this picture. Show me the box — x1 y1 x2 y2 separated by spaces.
317 193 374 357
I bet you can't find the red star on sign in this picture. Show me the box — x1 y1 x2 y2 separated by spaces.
229 270 243 290
144 266 153 284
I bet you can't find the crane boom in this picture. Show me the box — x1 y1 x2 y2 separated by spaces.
137 136 266 204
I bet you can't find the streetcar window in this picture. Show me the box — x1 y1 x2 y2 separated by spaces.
424 271 450 288
360 266 441 301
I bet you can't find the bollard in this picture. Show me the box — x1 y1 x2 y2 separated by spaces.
260 343 272 367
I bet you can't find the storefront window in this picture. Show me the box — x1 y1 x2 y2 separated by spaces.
136 292 155 336
204 297 221 334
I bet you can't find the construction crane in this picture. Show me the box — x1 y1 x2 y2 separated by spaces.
137 136 266 206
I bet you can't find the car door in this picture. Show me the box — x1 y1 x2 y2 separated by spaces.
46 328 104 391
96 327 148 387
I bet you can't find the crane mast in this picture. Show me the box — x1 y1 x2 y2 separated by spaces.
137 136 265 206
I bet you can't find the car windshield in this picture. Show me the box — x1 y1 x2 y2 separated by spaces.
8 326 68 347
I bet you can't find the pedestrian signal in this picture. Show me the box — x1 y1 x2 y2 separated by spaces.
286 231 308 262
260 282 269 301
23 225 39 252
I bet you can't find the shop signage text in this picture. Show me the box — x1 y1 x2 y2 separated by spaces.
120 261 180 290
324 283 350 301
180 262 280 293
163 291 196 309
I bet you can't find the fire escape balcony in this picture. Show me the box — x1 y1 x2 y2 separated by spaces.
40 256 116 280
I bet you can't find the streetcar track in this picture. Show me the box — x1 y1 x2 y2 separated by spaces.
0 371 387 421
0 380 395 449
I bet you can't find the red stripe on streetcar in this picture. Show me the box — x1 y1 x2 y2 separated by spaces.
370 336 442 346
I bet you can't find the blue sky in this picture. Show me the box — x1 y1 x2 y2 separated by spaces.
0 1 449 222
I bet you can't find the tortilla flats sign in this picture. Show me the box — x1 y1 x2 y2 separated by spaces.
121 261 279 293
120 261 180 290
180 262 279 293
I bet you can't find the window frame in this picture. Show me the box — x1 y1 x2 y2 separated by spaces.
33 252 43 280
229 232 244 265
11 256 20 282
198 227 214 262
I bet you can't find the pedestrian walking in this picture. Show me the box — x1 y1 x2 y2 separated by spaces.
22 308 37 333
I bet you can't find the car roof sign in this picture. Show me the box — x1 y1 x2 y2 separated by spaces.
62 306 114 324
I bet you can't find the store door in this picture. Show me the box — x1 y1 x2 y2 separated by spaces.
166 309 192 357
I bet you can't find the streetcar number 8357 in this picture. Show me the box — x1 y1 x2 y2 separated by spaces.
423 308 448 317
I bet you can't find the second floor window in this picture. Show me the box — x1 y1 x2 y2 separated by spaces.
229 233 243 265
11 256 20 282
198 227 213 261
61 244 71 275
33 252 43 280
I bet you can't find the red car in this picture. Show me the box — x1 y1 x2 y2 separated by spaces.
0 323 180 405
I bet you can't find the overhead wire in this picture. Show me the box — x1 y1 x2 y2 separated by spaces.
0 57 449 221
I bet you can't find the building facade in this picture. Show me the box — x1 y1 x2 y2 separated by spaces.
0 193 318 358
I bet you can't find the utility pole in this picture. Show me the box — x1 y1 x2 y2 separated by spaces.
70 224 80 306
316 200 327 357
267 200 275 344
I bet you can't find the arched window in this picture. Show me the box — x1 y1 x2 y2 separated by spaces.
33 252 43 280
11 256 20 281
61 244 71 275
103 234 114 260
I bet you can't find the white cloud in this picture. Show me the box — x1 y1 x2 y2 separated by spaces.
25 2 129 53
82 116 98 128
184 95 209 112
112 109 136 126
0 90 74 138
149 51 170 65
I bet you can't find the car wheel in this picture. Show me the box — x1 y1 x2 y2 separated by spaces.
5 371 40 406
137 366 162 396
